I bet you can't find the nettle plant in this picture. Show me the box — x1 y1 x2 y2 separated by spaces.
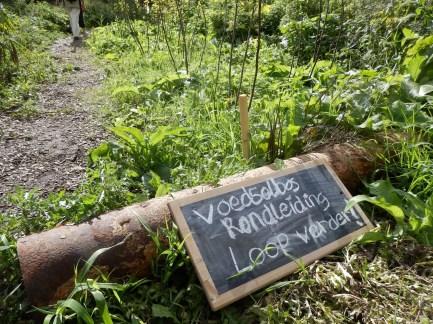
348 180 433 246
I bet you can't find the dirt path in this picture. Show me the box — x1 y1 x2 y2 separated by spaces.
0 37 108 205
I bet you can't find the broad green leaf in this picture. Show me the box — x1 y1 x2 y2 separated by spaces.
356 231 387 244
152 304 176 320
403 35 433 82
150 126 185 146
125 168 140 178
346 195 404 225
108 126 138 147
419 84 433 96
89 143 109 163
360 69 378 77
123 127 146 146
387 100 430 124
111 85 139 97
109 126 146 147
402 79 433 99
421 217 433 237
401 28 418 46
287 124 300 136
357 114 383 130
409 216 421 231
406 54 424 80
137 83 153 92
148 170 161 190
367 180 401 206
156 183 171 197
402 27 417 39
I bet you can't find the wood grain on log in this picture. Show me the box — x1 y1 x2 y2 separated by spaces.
17 143 379 306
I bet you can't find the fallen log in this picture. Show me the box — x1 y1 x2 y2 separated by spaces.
17 143 380 307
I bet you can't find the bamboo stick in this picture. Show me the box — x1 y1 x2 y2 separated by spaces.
239 94 250 159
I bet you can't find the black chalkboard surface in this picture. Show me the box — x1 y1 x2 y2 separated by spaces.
168 160 372 310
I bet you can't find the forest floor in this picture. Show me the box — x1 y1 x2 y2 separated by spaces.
0 37 107 209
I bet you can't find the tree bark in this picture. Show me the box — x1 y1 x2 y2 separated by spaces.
17 143 380 307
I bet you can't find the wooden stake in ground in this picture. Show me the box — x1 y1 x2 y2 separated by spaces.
239 94 250 159
17 143 380 307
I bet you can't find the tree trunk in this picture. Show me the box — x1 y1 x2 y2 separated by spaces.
17 143 380 307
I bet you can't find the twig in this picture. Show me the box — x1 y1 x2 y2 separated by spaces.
248 0 262 111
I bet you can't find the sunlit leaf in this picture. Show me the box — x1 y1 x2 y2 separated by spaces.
346 195 405 225
111 85 139 97
419 84 433 96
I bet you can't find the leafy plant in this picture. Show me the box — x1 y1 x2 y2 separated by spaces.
347 180 433 246
403 34 433 83
90 126 187 193
0 6 19 79
38 236 148 323
251 93 303 162
0 1 66 113
0 234 25 323
3 0 433 322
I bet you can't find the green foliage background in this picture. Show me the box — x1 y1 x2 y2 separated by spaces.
1 0 433 322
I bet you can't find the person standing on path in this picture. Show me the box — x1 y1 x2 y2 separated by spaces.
58 0 83 40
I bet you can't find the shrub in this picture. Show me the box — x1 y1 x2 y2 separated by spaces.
0 6 19 83
0 1 65 112
280 13 343 64
84 0 118 27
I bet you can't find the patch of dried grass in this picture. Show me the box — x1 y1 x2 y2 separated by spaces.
249 239 433 323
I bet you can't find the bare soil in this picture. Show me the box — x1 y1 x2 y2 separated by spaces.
0 37 108 206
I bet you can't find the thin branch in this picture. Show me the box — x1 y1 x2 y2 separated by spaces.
248 0 262 112
236 2 256 104
174 0 189 73
160 9 179 74
228 0 239 97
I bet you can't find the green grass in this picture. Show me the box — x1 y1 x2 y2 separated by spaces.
1 0 433 322
0 1 68 115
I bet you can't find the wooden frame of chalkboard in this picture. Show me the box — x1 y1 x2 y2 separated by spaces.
168 160 373 311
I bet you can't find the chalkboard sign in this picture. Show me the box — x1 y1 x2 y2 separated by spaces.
168 160 372 310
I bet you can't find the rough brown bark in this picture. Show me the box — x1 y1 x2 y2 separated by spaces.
17 143 380 307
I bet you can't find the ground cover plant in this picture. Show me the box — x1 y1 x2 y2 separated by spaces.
1 0 433 322
0 0 69 116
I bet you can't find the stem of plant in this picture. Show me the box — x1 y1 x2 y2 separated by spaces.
248 0 262 112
